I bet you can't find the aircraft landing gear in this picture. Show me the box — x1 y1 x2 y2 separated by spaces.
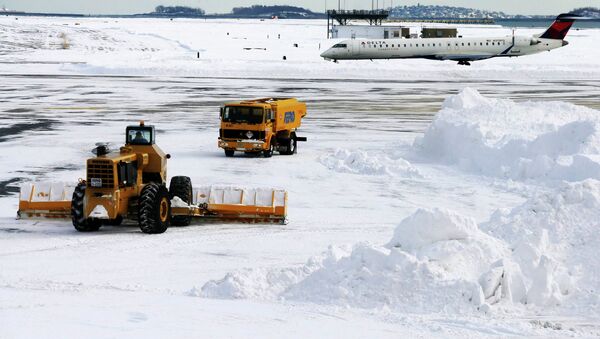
458 60 472 66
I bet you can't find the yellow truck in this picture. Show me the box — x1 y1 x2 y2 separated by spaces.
218 98 307 157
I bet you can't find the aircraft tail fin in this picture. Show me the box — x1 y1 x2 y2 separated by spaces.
539 13 581 40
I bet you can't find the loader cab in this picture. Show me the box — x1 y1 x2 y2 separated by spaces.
126 123 155 145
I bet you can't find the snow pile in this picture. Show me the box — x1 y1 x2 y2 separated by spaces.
281 208 506 313
199 209 503 313
319 148 422 177
199 249 338 300
200 183 600 315
481 179 600 311
414 88 600 182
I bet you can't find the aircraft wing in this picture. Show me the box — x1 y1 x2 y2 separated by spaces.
431 53 496 62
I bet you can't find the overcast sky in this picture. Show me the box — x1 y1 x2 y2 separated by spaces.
2 0 598 15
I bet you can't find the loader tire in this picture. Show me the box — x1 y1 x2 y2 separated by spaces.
225 150 234 157
71 183 101 232
138 183 170 234
169 176 193 227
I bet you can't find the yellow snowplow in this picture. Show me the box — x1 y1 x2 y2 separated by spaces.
17 121 287 233
18 182 73 219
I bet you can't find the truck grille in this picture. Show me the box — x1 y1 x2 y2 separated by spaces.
221 129 265 140
87 159 115 188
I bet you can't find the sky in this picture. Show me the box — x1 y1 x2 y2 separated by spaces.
1 0 598 15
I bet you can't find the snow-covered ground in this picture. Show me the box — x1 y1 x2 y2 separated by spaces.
1 17 600 338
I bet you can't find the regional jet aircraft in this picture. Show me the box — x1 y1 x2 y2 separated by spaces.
321 14 582 65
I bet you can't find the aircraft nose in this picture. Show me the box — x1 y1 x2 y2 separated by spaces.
320 48 334 59
562 40 569 46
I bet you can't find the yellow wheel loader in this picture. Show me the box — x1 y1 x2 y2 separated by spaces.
18 122 287 234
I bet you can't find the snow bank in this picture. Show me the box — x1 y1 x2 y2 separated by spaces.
414 88 600 183
319 149 422 177
200 182 600 315
199 208 502 313
482 179 600 311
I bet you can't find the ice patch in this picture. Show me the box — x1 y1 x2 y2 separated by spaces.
414 88 600 183
319 148 422 177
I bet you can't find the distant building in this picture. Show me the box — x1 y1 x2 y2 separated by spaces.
332 25 410 39
420 28 457 38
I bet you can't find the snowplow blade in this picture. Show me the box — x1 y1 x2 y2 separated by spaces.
17 182 73 219
171 186 287 224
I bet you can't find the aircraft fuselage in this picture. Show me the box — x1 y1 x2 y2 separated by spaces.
320 36 566 63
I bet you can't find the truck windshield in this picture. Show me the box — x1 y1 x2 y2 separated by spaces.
223 106 264 124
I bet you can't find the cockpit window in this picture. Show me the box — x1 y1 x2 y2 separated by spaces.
333 43 348 48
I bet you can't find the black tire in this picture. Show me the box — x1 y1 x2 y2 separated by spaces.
263 143 274 158
225 149 234 157
169 176 193 226
290 137 297 154
138 183 170 234
280 136 297 155
71 182 102 232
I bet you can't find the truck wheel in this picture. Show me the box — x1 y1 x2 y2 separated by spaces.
263 144 274 158
139 183 170 234
280 137 297 155
290 137 297 154
225 150 234 157
169 176 193 226
71 182 101 232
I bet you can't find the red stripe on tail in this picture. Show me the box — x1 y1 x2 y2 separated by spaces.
540 14 580 40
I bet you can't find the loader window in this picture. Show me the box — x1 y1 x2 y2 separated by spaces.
222 106 265 124
127 129 152 145
117 161 137 187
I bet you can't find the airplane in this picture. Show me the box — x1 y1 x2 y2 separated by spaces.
320 13 582 65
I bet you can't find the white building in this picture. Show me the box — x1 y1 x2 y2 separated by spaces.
331 25 410 40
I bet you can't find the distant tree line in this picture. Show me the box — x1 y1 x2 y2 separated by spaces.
153 6 205 16
572 7 600 18
231 5 315 16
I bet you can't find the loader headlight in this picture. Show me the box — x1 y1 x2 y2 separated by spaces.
246 131 254 139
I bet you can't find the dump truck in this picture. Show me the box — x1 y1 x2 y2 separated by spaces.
17 121 287 234
218 98 307 157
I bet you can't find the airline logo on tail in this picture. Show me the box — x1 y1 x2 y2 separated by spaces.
539 14 582 40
